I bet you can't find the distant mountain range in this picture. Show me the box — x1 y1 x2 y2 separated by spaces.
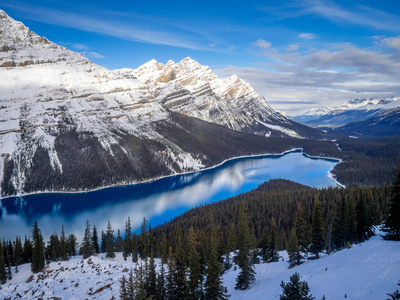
320 107 400 137
0 10 327 196
293 97 400 126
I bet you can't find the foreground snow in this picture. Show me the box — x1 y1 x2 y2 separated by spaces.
1 232 399 299
226 232 400 300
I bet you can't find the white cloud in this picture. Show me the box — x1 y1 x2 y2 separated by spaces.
72 43 89 50
215 42 400 115
209 43 216 48
299 33 316 40
382 37 400 50
252 39 271 49
285 43 299 51
0 2 213 51
86 52 105 59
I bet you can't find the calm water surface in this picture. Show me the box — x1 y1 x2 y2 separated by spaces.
0 151 339 240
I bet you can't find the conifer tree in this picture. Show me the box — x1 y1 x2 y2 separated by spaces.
31 221 45 273
187 227 203 299
224 222 236 269
3 240 12 280
0 242 6 284
382 160 400 240
115 229 124 252
280 272 315 300
356 195 370 242
204 224 229 299
82 220 94 259
268 217 280 262
67 234 77 257
120 275 128 300
101 230 106 253
48 233 60 262
105 220 115 258
14 236 23 273
166 246 177 300
287 227 302 268
174 226 187 299
146 248 157 298
235 201 256 290
7 240 14 267
124 217 132 260
139 217 149 260
23 236 32 263
92 226 100 254
60 226 69 261
310 197 325 259
294 203 308 253
132 234 139 263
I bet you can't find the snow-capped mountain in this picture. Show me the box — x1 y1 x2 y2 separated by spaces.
0 10 325 196
291 106 332 123
320 107 400 137
293 97 400 126
118 57 310 137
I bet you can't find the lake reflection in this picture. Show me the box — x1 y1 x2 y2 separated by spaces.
0 151 339 240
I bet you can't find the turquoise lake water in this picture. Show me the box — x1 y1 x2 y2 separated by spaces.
0 150 339 240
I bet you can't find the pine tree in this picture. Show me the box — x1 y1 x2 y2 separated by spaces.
23 236 32 263
14 236 24 273
132 234 139 263
280 272 315 300
166 246 177 300
294 203 308 253
60 226 69 261
100 230 106 253
115 229 124 252
82 220 94 259
187 227 203 299
31 221 45 273
382 160 400 240
235 201 256 290
48 233 60 262
67 234 77 257
310 197 325 259
287 227 302 268
92 226 100 254
0 242 6 284
204 224 229 300
124 217 132 261
120 275 129 300
139 217 149 260
105 220 115 258
4 242 12 280
268 217 280 263
174 226 187 299
146 248 157 298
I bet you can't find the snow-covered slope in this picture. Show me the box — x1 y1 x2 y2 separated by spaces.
0 10 325 196
0 231 398 299
293 97 400 126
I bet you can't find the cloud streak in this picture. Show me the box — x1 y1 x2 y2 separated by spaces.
0 2 215 51
216 40 400 114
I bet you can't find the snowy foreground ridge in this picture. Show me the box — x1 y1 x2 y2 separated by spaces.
1 232 399 299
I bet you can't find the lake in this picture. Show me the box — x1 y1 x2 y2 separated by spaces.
0 150 339 240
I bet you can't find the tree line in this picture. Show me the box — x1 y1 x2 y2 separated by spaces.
1 174 399 298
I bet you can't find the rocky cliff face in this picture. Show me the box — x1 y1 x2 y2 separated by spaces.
0 10 326 196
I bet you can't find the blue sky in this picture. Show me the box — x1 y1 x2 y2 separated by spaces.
2 0 400 114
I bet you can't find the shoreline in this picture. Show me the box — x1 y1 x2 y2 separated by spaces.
0 148 343 200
